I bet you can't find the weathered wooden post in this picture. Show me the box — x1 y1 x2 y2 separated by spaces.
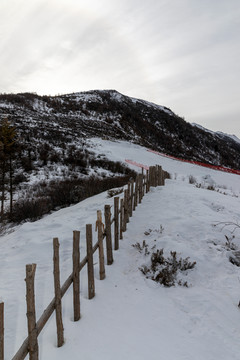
129 180 134 217
153 165 157 187
120 198 124 240
123 190 128 231
138 174 143 203
148 166 152 187
53 238 64 347
133 175 138 211
104 205 113 265
146 169 149 193
25 264 39 359
114 197 119 250
86 224 95 299
157 165 162 186
142 171 145 197
72 231 80 321
126 185 130 224
156 165 159 186
96 210 105 280
162 171 166 185
0 302 4 360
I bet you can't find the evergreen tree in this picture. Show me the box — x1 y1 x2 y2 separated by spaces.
0 117 17 217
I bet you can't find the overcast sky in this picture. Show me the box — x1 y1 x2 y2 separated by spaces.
1 0 240 137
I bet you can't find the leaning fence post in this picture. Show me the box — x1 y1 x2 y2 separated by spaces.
96 210 105 280
53 238 64 347
73 231 80 321
25 264 39 360
104 205 113 265
114 197 119 250
86 224 95 299
0 302 4 360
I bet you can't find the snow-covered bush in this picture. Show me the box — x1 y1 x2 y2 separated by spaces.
134 245 196 287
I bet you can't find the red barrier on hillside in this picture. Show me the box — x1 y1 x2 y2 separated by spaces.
147 149 240 175
125 159 149 170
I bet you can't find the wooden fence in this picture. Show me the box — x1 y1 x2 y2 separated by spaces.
0 165 170 360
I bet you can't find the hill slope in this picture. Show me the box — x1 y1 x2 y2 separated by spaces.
0 90 240 170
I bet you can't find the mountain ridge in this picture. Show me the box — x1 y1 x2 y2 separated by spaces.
0 89 239 170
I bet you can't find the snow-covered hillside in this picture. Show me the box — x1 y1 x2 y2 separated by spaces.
1 90 240 173
1 139 240 360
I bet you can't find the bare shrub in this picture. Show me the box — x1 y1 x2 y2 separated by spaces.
132 240 151 255
139 248 196 287
11 197 50 223
10 175 133 223
189 175 196 184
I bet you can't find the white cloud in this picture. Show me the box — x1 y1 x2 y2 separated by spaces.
0 0 240 136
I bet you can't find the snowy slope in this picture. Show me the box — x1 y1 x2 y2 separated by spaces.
1 139 240 359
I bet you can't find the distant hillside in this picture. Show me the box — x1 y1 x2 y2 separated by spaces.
0 89 239 223
0 90 239 170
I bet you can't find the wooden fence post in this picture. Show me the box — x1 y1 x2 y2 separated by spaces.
104 205 113 264
114 197 119 250
138 174 143 203
73 231 80 321
129 180 134 217
126 185 130 224
142 171 145 197
96 210 105 280
146 169 149 193
123 190 128 231
53 238 64 347
162 171 166 185
25 264 39 359
157 165 161 186
120 198 123 240
86 224 95 299
0 302 4 360
154 165 157 186
133 175 138 211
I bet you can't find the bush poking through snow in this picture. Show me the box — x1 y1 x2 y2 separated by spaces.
132 240 152 255
189 175 197 184
224 235 237 251
138 248 196 287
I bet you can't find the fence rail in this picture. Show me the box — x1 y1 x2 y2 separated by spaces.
0 165 170 360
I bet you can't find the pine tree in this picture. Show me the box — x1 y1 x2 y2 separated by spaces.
0 117 16 217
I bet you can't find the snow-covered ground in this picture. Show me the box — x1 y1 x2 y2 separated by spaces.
1 138 240 359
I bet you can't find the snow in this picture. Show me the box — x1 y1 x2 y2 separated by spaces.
1 138 240 359
192 123 240 145
128 95 174 116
